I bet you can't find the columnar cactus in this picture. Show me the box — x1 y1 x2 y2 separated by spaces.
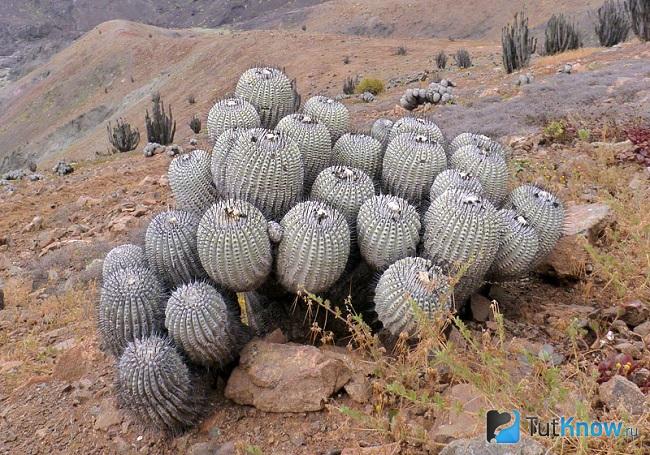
276 113 332 191
168 149 217 215
165 282 250 368
102 244 146 278
422 189 502 300
235 67 296 129
382 132 447 205
371 118 394 146
206 97 261 141
310 166 375 230
503 185 565 262
332 133 383 181
449 132 507 160
449 145 508 206
357 195 421 270
222 128 304 220
374 257 452 335
303 96 350 142
388 116 445 146
197 199 272 292
116 335 207 434
98 266 165 356
488 210 540 280
429 169 485 201
145 210 206 287
276 201 350 293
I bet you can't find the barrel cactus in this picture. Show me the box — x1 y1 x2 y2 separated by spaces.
422 189 502 300
374 257 452 336
276 113 332 191
429 169 484 201
382 132 447 205
503 185 565 262
145 210 206 287
98 266 165 356
371 118 394 146
211 128 241 195
449 132 507 159
116 335 207 434
165 282 249 368
197 199 272 292
276 201 350 293
310 166 375 230
357 195 421 270
235 67 295 128
488 210 540 280
206 97 261 141
222 128 303 220
389 116 445 146
169 149 217 215
102 244 146 278
449 144 508 206
303 96 350 142
332 133 383 181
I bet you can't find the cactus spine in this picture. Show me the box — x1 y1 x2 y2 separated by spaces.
168 149 217 215
303 96 350 142
449 145 509 206
488 210 540 280
102 244 146 278
429 169 484 201
332 133 383 182
206 98 261 141
235 67 296 128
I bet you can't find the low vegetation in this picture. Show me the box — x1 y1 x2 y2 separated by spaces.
343 75 359 95
189 115 201 134
454 49 472 68
435 50 447 69
106 118 140 153
396 46 407 56
354 77 385 96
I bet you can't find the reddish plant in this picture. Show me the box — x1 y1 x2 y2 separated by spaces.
597 352 636 383
618 123 650 165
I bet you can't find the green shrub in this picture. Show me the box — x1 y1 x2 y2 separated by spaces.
578 128 591 141
355 78 385 96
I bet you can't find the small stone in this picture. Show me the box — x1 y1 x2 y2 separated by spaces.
428 383 487 443
113 436 131 454
189 138 198 146
188 442 217 455
629 368 650 388
614 342 642 359
633 321 650 337
539 344 565 366
470 294 491 322
53 338 77 351
215 441 236 455
22 216 44 233
52 161 73 176
599 375 647 416
139 176 156 186
94 400 123 430
341 443 401 454
440 437 544 455
28 162 37 172
344 373 372 404
158 175 169 187
0 360 23 374
35 428 47 439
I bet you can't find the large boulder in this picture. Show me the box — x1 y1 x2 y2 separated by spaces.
440 437 545 455
225 339 352 412
599 375 647 416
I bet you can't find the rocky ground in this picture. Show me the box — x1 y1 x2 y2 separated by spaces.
0 23 649 455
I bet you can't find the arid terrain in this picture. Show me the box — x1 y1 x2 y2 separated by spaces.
1 2 649 455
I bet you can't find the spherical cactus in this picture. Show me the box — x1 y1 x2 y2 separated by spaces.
357 195 421 270
98 266 165 356
371 118 394 146
449 132 506 160
503 185 565 263
488 210 540 280
197 199 272 292
388 116 445 146
211 128 241 195
145 210 206 288
103 244 146 278
303 96 350 142
206 97 261 141
168 149 217 215
165 282 249 368
276 113 332 191
310 166 375 229
382 132 447 205
429 169 484 201
235 67 295 129
332 133 383 181
374 257 452 336
116 335 207 433
422 189 502 300
223 128 303 220
276 201 350 293
449 144 508 206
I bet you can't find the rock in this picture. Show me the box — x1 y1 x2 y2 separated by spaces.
470 294 492 322
215 441 236 455
28 162 37 172
440 437 545 455
35 428 48 439
158 174 169 187
52 338 76 351
629 368 650 388
139 176 156 186
614 342 642 359
538 203 614 280
52 161 73 176
166 144 182 156
22 216 44 233
619 300 649 327
599 375 647 416
224 339 351 412
188 442 218 455
189 138 198 146
558 63 573 74
344 373 372 404
0 360 23 374
633 320 650 337
360 91 375 102
143 142 162 157
341 443 401 455
2 169 27 180
428 383 487 443
94 399 123 430
27 173 43 181
539 343 564 366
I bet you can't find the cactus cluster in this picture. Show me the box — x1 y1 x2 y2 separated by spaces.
98 66 566 433
399 79 455 111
